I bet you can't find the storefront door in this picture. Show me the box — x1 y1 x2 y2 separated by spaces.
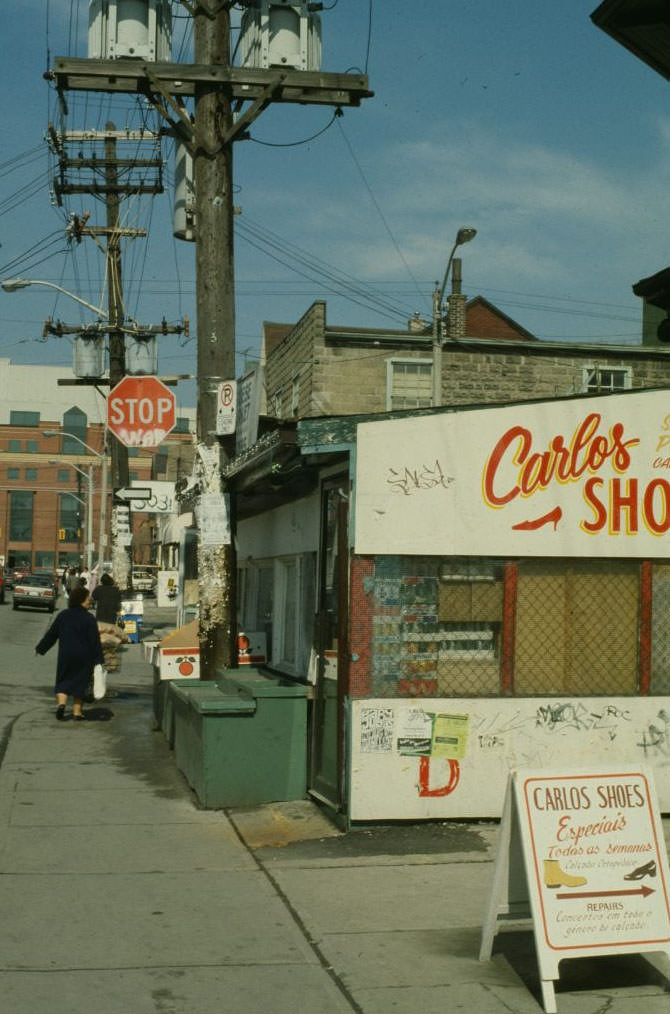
309 477 349 809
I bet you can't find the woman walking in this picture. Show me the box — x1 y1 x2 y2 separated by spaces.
35 585 104 721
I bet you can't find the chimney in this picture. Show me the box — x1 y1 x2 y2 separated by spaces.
408 311 428 333
446 258 467 340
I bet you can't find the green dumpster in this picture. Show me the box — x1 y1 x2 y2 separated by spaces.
168 668 307 808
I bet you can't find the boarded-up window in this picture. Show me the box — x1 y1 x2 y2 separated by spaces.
514 560 639 695
651 563 670 694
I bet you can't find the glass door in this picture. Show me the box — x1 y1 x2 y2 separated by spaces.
309 476 349 808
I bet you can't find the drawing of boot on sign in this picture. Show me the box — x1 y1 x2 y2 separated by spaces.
543 859 587 889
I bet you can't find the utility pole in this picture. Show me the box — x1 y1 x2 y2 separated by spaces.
192 4 237 675
46 122 186 587
49 5 373 673
106 122 131 590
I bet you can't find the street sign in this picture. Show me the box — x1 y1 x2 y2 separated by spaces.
216 379 237 435
115 487 153 502
129 480 176 515
107 375 176 447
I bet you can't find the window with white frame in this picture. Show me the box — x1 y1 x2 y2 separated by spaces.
582 365 632 394
291 376 300 417
239 562 274 657
276 558 298 666
269 392 282 418
239 554 316 676
387 358 433 410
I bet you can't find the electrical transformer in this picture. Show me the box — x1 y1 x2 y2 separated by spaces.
73 334 105 378
125 333 158 375
88 0 172 61
173 139 196 242
240 1 322 72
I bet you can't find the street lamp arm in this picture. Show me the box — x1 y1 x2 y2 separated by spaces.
42 430 105 458
60 491 85 505
437 240 461 307
48 458 90 480
44 430 108 572
1 278 108 317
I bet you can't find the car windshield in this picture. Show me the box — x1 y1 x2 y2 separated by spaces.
22 576 53 587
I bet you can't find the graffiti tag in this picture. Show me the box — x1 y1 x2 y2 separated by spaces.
386 460 454 497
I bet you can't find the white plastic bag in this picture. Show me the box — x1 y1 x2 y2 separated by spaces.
93 663 107 701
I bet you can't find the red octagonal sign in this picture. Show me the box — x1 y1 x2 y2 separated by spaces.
107 376 176 448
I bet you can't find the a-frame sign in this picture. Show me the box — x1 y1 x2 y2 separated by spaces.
480 766 670 1012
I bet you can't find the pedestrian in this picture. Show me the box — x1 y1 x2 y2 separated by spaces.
35 585 104 721
91 573 126 673
91 572 122 624
79 566 90 589
65 567 78 595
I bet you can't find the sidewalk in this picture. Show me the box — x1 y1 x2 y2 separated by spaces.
1 621 670 1012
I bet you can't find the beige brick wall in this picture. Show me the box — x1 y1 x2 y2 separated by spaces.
264 305 670 418
264 302 325 418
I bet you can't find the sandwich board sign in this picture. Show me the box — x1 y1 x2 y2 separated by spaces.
480 767 670 1012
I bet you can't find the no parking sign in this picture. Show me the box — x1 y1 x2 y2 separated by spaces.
216 380 237 435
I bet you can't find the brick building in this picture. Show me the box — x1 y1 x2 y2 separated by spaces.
259 299 670 423
0 360 194 573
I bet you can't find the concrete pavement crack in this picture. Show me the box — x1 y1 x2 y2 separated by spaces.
227 809 364 1014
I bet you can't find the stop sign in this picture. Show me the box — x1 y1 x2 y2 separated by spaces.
107 376 176 447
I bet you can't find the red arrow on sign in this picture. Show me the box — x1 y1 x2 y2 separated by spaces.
556 885 655 900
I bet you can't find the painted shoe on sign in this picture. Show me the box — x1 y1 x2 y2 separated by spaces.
543 859 587 889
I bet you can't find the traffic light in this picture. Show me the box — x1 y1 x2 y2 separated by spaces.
58 528 66 541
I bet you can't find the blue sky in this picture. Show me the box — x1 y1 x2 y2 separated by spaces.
2 1 670 406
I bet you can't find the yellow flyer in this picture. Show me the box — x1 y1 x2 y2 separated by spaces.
432 713 469 760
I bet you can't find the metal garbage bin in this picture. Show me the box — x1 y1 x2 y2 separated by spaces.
168 668 307 808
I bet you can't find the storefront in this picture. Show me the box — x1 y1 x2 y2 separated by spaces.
235 389 670 822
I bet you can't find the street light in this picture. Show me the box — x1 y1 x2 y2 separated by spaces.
432 227 477 408
1 278 107 317
49 459 94 571
44 430 108 572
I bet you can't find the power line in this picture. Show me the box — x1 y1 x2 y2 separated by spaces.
336 117 425 309
237 218 414 324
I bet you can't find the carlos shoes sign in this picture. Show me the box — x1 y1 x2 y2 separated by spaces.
355 389 670 558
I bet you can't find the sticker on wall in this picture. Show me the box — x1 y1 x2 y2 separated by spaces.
360 707 394 753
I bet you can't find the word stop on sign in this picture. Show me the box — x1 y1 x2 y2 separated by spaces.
107 377 176 448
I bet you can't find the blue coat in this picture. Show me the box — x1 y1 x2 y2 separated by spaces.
36 606 104 697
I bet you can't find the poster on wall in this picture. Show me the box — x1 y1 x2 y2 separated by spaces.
198 492 231 546
349 697 670 822
481 767 670 1012
355 389 670 558
157 570 178 607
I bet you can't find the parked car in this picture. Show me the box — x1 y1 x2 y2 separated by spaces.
13 574 56 613
32 567 59 592
131 569 156 594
